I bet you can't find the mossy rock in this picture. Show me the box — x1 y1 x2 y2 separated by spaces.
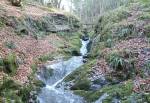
71 78 91 91
65 60 96 82
74 81 133 103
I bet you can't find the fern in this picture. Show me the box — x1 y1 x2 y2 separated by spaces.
108 53 125 70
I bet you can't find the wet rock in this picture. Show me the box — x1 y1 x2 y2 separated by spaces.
95 93 109 103
71 50 81 56
83 54 89 59
83 59 87 63
90 84 102 91
82 35 89 41
37 66 54 82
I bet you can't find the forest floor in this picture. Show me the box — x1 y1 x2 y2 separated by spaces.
0 0 72 84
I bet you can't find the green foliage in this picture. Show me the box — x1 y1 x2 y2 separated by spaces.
74 81 133 103
107 53 125 71
5 41 16 49
2 53 18 75
39 53 54 62
144 24 150 37
65 60 96 91
89 42 106 58
58 32 82 56
0 79 20 93
122 93 150 103
0 76 45 103
105 39 114 48
0 17 5 28
138 12 150 20
115 24 135 39
65 60 96 82
107 50 136 80
139 0 150 3
142 60 150 77
31 63 38 74
18 78 45 102
0 78 23 102
0 58 4 70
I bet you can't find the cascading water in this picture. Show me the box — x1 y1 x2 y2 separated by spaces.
37 39 90 103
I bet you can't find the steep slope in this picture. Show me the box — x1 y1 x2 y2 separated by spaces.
0 0 81 102
64 0 150 102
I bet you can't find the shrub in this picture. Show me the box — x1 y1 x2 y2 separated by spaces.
0 78 22 102
114 24 135 39
108 53 125 71
3 53 18 75
105 39 114 48
107 51 136 80
0 79 20 93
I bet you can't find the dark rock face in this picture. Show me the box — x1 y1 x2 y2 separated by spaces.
2 13 80 37
82 35 89 41
11 0 22 7
90 78 109 90
71 50 81 56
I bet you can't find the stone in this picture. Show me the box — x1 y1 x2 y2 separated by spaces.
11 0 22 7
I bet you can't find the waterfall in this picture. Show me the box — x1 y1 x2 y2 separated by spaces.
37 38 89 103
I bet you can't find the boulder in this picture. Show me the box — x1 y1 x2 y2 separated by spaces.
11 0 22 7
11 0 21 6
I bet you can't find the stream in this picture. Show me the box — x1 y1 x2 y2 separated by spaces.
37 39 90 103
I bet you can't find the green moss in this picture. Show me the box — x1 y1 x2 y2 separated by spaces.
0 17 5 28
0 75 45 102
106 51 136 80
31 63 38 74
38 53 55 62
0 78 23 102
95 6 131 35
71 78 91 91
114 24 136 40
122 93 150 103
138 12 150 20
58 31 82 56
74 81 133 103
144 24 150 37
65 60 96 82
89 42 106 58
107 52 125 71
